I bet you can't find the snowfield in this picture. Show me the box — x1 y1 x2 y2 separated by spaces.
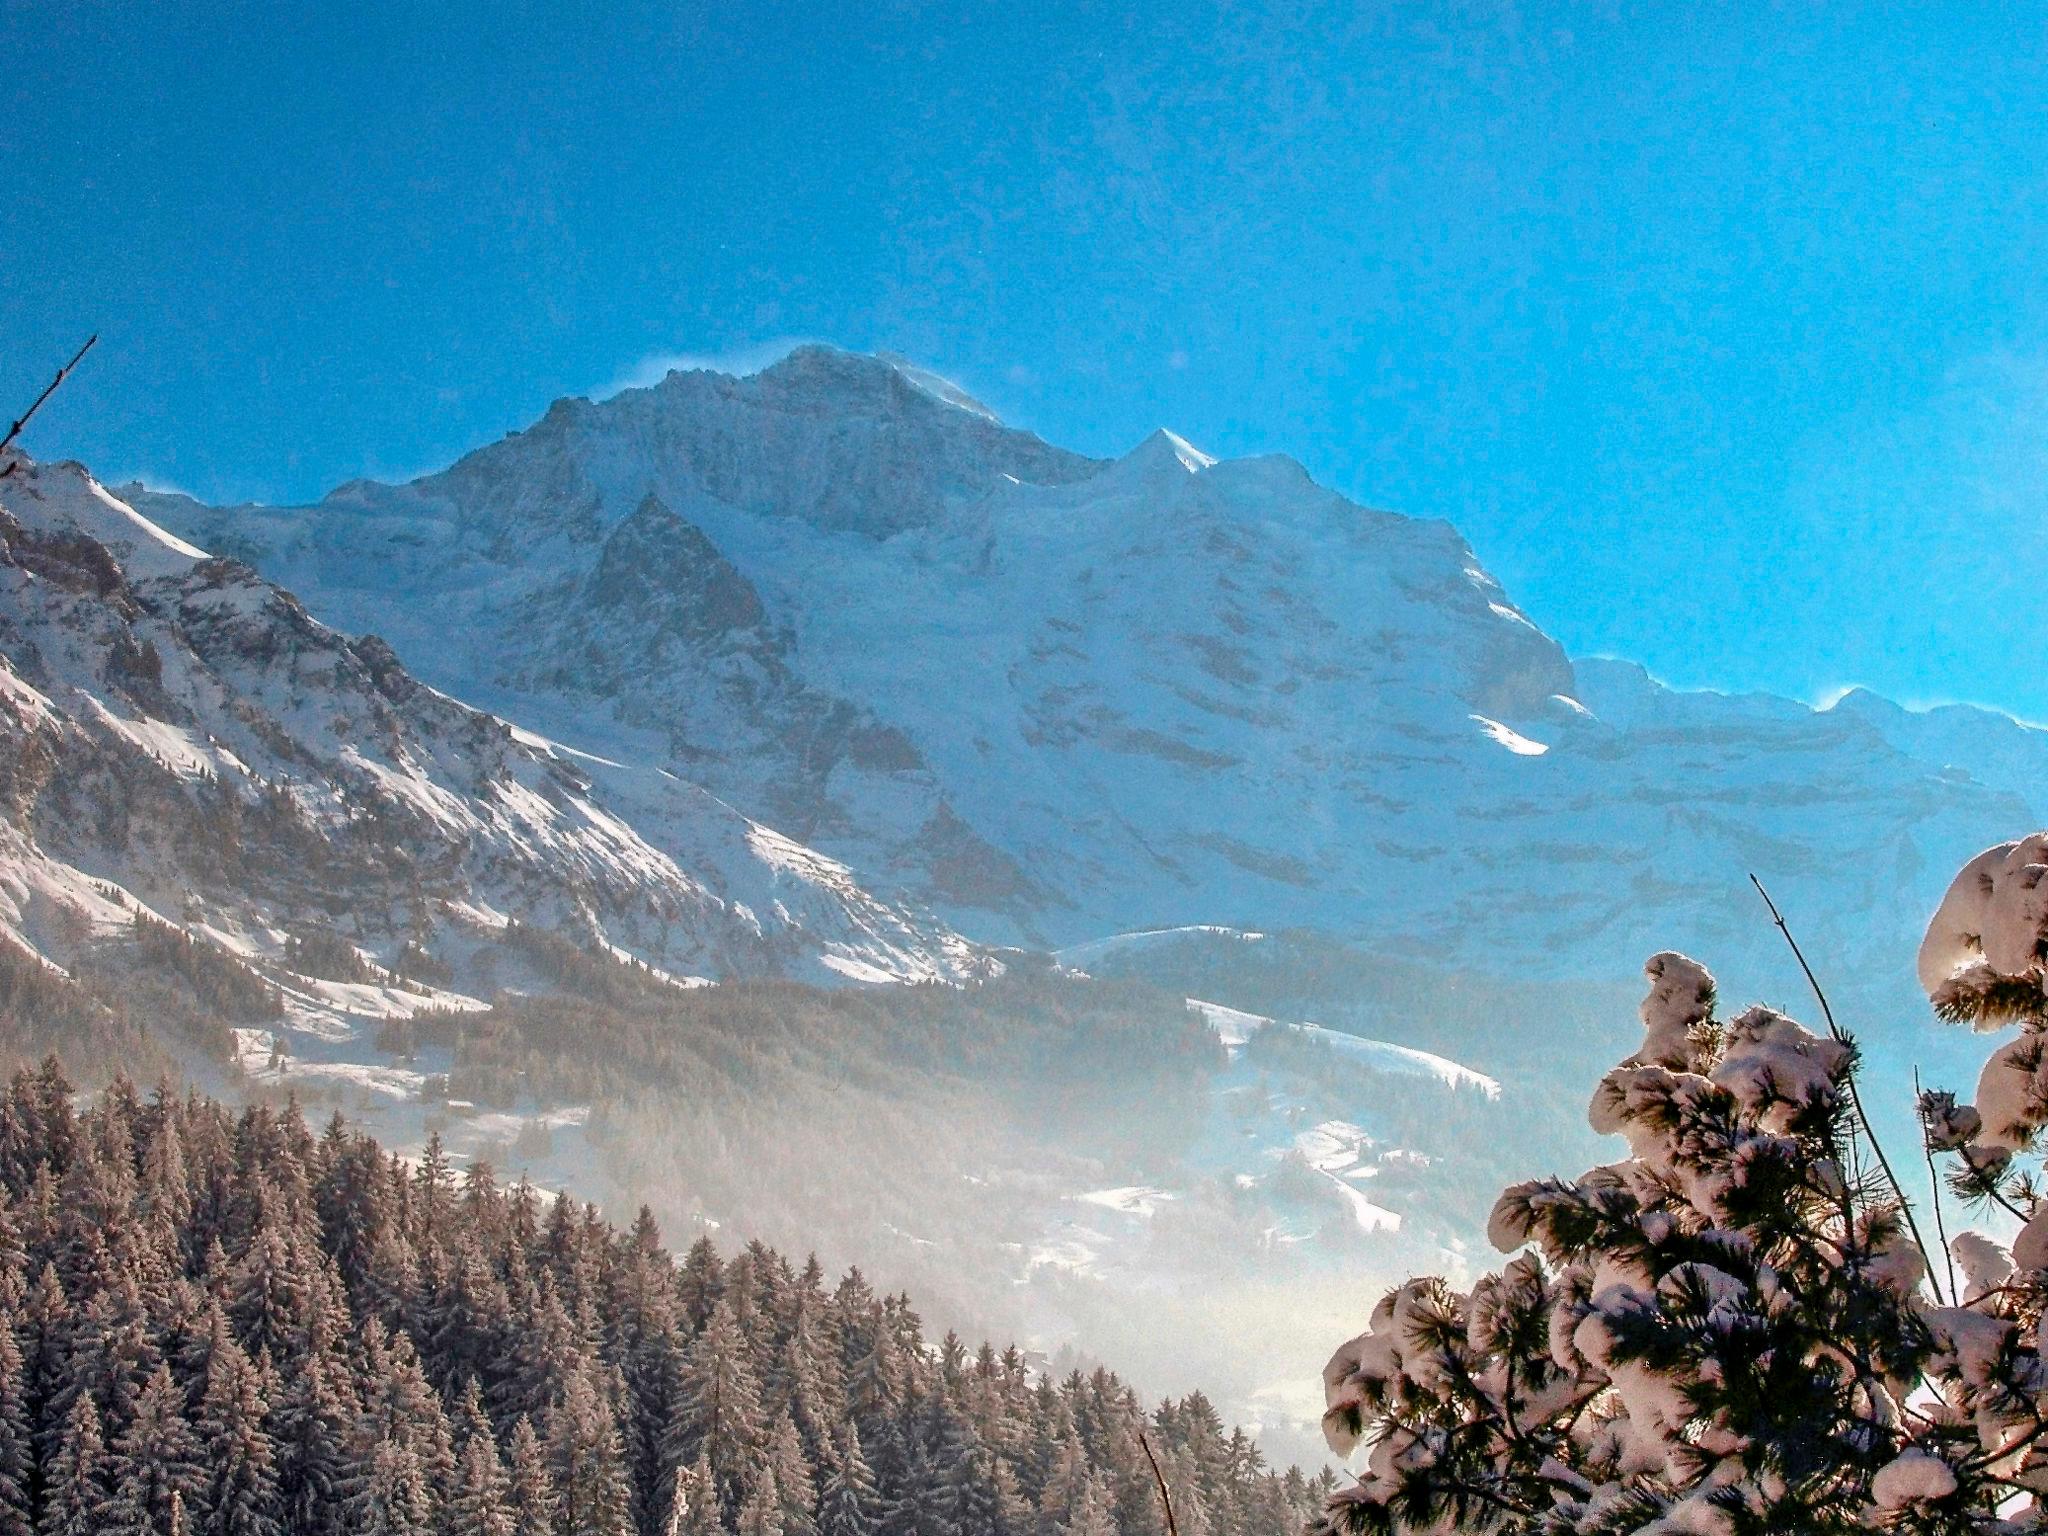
120 345 2048 1012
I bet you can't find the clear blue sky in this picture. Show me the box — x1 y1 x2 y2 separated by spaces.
6 3 2047 717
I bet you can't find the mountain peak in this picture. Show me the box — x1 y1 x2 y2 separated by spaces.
1 457 209 579
1125 428 1218 474
724 345 994 420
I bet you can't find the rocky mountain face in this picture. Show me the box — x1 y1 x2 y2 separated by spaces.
126 347 2048 1016
0 454 987 1057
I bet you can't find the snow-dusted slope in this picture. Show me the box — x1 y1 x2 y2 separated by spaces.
125 347 2048 994
0 455 987 1043
1184 998 1500 1097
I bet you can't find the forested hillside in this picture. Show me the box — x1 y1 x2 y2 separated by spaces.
0 1060 1330 1536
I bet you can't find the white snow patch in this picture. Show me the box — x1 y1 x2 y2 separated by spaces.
1055 925 1266 967
1076 1186 1178 1217
1470 715 1549 756
1185 998 1500 1097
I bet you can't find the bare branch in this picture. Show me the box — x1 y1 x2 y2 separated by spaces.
1749 873 1944 1304
1914 1066 1959 1303
1135 1419 1180 1536
0 334 98 477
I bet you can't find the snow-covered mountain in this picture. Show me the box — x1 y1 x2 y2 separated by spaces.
0 454 986 1055
40 348 2047 1470
125 346 2048 1006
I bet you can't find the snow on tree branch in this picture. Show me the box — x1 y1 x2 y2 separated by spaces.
1316 834 2048 1534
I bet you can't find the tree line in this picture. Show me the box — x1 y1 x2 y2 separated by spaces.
0 1059 1329 1536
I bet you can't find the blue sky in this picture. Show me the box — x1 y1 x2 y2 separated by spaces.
6 2 2047 717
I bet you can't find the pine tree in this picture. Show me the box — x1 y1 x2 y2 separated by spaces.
269 1352 360 1536
675 1240 725 1334
103 1363 207 1536
0 1322 32 1536
228 1222 312 1370
765 1416 816 1536
446 1428 514 1536
1055 1474 1116 1536
1316 845 2048 1536
663 1300 767 1518
354 1438 433 1536
196 1324 278 1536
885 1433 953 1536
817 1426 878 1536
736 1465 785 1536
668 1455 727 1536
504 1416 556 1534
767 1295 837 1459
36 1393 106 1536
0 1059 1326 1536
542 1363 634 1536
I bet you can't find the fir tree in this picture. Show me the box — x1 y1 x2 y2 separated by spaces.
103 1363 207 1536
669 1455 727 1536
0 1064 1319 1536
736 1465 785 1536
0 1322 32 1536
1055 1474 1116 1536
195 1324 278 1536
269 1353 359 1536
36 1394 106 1536
542 1363 634 1536
663 1300 767 1518
766 1416 817 1536
354 1437 433 1536
447 1428 514 1536
817 1425 879 1536
504 1415 556 1534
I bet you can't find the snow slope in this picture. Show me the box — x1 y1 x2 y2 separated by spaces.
121 346 2048 1012
1184 998 1500 1098
0 456 987 1060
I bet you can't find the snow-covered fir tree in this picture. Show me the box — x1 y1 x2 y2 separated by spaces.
1319 834 2048 1533
0 1069 1320 1536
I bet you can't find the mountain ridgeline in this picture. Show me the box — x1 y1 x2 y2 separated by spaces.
5 346 2048 1505
0 1061 1330 1536
123 346 2048 1002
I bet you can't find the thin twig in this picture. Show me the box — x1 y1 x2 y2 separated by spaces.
1915 1066 1960 1302
0 335 97 477
1750 874 1945 1305
1135 1420 1180 1536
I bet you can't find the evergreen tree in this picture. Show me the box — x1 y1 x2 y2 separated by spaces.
269 1353 359 1536
35 1394 106 1536
103 1363 207 1536
663 1300 767 1518
0 1322 32 1536
668 1455 727 1536
354 1438 433 1536
675 1240 724 1334
195 1324 278 1536
542 1363 634 1536
1318 844 2048 1535
447 1427 514 1536
766 1416 817 1536
737 1465 787 1536
817 1426 878 1536
0 1066 1319 1536
504 1415 556 1534
1055 1474 1116 1536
